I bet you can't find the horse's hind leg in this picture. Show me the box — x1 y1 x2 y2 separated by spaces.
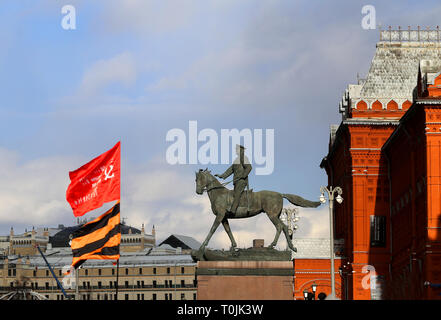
222 218 237 250
268 215 282 248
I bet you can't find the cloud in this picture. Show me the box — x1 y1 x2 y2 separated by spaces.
78 52 137 97
0 148 79 230
99 0 200 35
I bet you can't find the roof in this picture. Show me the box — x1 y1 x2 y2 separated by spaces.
339 36 441 119
360 42 441 100
292 238 344 259
2 248 195 269
159 235 201 250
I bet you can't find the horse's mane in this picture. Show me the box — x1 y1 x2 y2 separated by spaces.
199 169 225 190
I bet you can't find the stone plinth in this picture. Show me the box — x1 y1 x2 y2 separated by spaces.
196 261 294 300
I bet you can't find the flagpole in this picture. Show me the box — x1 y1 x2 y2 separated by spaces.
115 259 119 300
75 268 79 300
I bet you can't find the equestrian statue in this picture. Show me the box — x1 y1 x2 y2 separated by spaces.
194 145 321 256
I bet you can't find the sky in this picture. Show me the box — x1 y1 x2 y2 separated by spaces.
1 0 441 250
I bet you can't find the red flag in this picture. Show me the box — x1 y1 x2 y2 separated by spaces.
66 142 121 217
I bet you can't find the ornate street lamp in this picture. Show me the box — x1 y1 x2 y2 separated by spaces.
319 186 343 300
280 207 299 255
311 283 317 300
303 289 309 300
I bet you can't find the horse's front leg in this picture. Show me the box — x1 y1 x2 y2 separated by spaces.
198 212 225 252
221 218 237 250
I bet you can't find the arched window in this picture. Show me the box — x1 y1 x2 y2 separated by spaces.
387 100 398 111
356 100 368 110
402 100 412 110
371 100 383 110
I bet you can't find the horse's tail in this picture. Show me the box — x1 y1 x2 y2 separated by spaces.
282 193 321 208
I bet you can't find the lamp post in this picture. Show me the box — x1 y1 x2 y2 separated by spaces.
303 289 309 300
311 283 317 300
280 207 299 254
320 186 343 300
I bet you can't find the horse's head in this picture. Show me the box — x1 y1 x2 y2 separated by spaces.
195 168 211 195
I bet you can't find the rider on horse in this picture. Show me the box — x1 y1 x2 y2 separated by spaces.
215 144 252 214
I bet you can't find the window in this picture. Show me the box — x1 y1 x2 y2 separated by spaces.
139 268 142 275
152 293 157 300
370 215 386 247
98 269 102 276
153 267 156 274
153 280 157 288
193 293 197 300
85 269 88 276
125 281 129 288
98 281 102 289
125 294 129 300
181 280 185 288
167 267 170 274
112 269 115 276
181 293 185 300
181 267 185 274
45 282 49 289
125 268 129 275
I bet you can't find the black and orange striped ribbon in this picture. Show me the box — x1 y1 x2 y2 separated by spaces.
70 202 120 270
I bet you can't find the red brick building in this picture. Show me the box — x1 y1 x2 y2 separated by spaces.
293 239 343 300
320 28 441 299
383 60 441 299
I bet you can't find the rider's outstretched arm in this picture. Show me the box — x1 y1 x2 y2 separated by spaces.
217 165 233 179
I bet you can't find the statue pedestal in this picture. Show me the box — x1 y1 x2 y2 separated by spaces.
196 261 294 300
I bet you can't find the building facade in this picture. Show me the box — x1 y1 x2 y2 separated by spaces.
0 221 199 300
383 60 441 299
320 28 441 299
0 249 197 300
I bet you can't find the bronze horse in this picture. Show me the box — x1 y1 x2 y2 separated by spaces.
195 169 320 252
